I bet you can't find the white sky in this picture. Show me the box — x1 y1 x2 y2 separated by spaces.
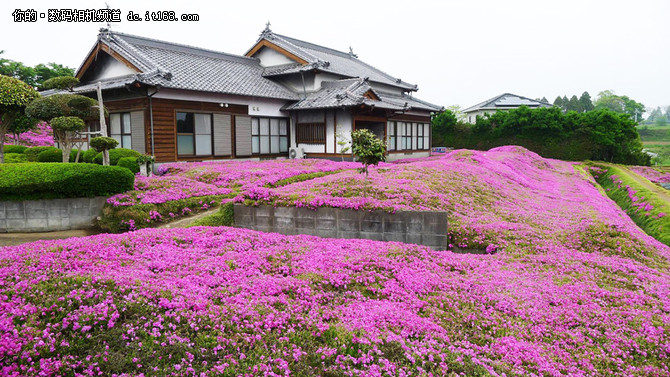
1 0 668 111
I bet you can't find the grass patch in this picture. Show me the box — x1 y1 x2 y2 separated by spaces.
591 164 670 246
265 170 343 188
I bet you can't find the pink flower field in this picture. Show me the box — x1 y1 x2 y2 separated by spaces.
630 166 670 184
2 146 670 376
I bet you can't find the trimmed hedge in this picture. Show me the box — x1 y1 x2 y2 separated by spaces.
0 163 135 201
3 153 28 163
117 156 140 174
2 145 28 154
37 148 63 162
83 148 98 163
94 148 141 166
25 146 58 162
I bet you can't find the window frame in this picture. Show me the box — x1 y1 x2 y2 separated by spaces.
176 111 214 157
295 122 326 145
252 116 290 155
110 112 132 149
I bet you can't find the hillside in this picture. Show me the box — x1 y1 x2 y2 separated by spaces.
2 147 670 376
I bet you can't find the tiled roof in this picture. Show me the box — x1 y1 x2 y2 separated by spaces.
251 31 418 91
283 78 441 112
463 93 552 113
76 30 299 100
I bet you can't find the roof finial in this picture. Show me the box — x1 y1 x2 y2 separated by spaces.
260 21 272 39
105 2 112 31
348 46 357 58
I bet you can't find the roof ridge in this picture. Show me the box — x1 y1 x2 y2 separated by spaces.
268 33 322 63
108 30 260 65
273 32 417 90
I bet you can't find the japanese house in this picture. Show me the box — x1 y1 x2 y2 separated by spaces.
462 93 551 124
55 25 442 162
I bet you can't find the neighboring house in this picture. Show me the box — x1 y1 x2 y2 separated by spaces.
50 25 442 162
462 93 551 124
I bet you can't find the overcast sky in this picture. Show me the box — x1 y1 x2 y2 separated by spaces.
1 0 668 112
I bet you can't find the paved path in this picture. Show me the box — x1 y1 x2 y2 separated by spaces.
157 207 221 229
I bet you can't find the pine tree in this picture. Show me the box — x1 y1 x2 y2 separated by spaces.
540 97 548 103
568 95 580 112
579 92 594 112
553 96 564 110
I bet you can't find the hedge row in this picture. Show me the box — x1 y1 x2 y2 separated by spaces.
0 163 135 201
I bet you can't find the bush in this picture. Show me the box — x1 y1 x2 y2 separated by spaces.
2 145 28 154
90 136 118 152
83 148 98 163
94 148 141 166
3 153 28 163
0 163 135 201
24 146 58 162
189 201 234 227
37 148 63 162
70 149 84 163
41 76 79 90
117 156 140 174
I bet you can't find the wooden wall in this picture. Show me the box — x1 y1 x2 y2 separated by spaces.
104 97 248 162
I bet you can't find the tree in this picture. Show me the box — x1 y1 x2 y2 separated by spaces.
351 129 386 177
0 51 74 88
8 114 39 145
0 74 40 163
50 116 86 162
594 90 645 122
41 76 79 91
431 109 458 146
335 130 351 161
562 96 569 111
567 95 580 112
25 93 103 163
579 92 594 112
540 97 549 104
553 96 564 110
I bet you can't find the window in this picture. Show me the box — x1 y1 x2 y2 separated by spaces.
177 112 212 156
110 113 131 148
296 123 325 144
388 121 396 151
423 123 429 149
403 122 412 150
252 117 289 155
417 123 424 150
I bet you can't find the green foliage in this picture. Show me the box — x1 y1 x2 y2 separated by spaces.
265 171 342 188
24 146 58 162
9 113 39 136
41 76 79 90
50 116 85 132
117 156 140 174
0 75 40 112
594 90 645 121
0 163 134 201
3 153 27 163
25 93 101 122
435 106 650 165
351 129 386 176
82 148 98 163
189 202 235 227
90 136 118 152
70 149 83 163
0 51 74 87
579 92 594 112
2 144 28 154
431 109 459 146
98 195 225 233
94 148 141 166
592 165 670 245
37 148 63 162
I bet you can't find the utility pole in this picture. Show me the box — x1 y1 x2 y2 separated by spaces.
96 81 110 166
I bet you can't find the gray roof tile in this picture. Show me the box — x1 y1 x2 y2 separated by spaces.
463 93 552 113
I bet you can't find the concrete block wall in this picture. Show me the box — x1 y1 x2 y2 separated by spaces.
234 204 448 250
0 197 107 232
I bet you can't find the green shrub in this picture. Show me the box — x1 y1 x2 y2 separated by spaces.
2 145 28 154
94 148 141 165
90 136 118 152
3 153 28 163
41 76 79 90
37 148 63 162
0 163 135 201
24 146 58 162
83 148 98 163
117 156 140 174
70 149 84 163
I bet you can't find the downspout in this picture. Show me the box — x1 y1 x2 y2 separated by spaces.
147 87 160 156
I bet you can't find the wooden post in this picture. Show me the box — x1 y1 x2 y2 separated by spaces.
96 81 110 165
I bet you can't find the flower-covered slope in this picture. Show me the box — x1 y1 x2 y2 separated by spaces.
1 226 669 376
248 146 668 263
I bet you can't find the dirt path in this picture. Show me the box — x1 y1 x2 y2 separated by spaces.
0 228 101 247
157 207 221 229
602 163 670 204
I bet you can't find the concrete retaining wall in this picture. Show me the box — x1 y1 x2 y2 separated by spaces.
0 197 107 232
234 204 448 250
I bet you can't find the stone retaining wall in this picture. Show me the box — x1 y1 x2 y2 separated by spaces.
234 204 448 250
0 197 107 232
